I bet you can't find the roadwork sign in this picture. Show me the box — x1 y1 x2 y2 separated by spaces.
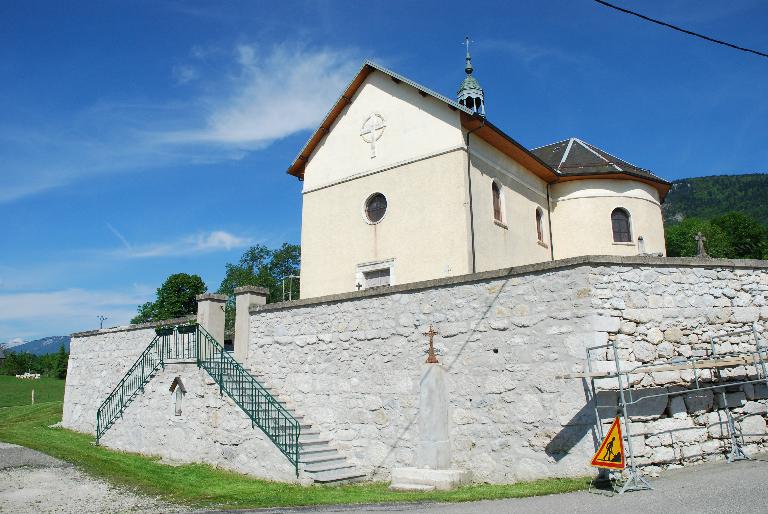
591 417 626 469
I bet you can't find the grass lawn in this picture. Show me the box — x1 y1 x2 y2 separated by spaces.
0 375 66 407
0 400 591 510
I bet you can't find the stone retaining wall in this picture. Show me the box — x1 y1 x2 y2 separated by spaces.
247 257 768 482
99 363 297 482
61 257 768 484
587 264 768 472
62 316 194 433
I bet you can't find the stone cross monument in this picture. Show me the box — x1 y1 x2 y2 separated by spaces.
389 325 470 491
695 232 708 258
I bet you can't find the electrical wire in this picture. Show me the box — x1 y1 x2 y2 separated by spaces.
593 0 768 59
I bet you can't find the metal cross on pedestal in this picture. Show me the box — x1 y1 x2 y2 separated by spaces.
423 324 439 364
360 114 386 158
695 231 708 257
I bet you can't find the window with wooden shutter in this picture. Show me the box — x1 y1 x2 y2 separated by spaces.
363 268 391 288
611 208 632 242
492 182 502 222
536 208 544 242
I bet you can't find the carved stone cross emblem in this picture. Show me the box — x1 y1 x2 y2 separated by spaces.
423 324 439 364
360 113 386 158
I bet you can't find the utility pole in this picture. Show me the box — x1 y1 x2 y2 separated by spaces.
97 315 108 329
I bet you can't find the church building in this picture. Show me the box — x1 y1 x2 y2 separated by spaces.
289 48 670 299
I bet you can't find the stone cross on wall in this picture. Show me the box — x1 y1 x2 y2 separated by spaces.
423 324 439 364
695 232 708 257
360 113 386 158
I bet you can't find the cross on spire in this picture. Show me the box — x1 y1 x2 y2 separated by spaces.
464 36 473 74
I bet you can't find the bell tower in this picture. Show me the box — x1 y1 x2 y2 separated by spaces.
457 37 485 116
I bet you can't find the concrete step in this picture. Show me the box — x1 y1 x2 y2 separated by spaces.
299 437 331 447
308 469 367 484
300 454 346 466
389 483 436 492
302 461 355 474
299 447 338 458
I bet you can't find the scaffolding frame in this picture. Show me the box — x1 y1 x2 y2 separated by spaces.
573 322 767 494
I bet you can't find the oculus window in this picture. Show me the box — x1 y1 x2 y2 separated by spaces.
365 193 387 224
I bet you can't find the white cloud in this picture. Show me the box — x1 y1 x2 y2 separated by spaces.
4 337 25 348
114 230 251 258
106 223 132 250
173 64 200 84
159 44 359 148
0 287 153 341
1 43 360 204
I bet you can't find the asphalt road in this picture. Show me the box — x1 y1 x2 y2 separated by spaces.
225 457 768 514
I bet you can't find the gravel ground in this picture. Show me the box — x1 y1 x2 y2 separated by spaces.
0 442 182 513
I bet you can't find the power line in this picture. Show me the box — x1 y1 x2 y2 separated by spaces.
593 0 768 59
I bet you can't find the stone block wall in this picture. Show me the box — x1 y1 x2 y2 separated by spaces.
100 363 297 482
248 264 599 482
248 257 768 483
61 256 768 485
587 264 768 472
63 319 191 433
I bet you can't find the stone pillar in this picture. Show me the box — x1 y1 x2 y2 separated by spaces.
196 293 227 345
390 362 470 491
233 286 268 363
417 364 451 469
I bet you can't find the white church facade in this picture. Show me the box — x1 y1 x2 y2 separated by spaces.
292 57 670 299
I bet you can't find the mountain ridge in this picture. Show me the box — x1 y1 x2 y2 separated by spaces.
663 173 768 226
5 336 71 355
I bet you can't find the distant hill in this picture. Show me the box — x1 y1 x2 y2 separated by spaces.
663 173 768 225
7 336 70 355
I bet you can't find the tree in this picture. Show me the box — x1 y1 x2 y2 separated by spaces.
665 218 731 258
54 344 68 379
131 273 207 324
217 244 300 303
217 244 300 336
711 212 766 259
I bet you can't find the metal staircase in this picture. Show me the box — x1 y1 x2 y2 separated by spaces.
95 324 363 482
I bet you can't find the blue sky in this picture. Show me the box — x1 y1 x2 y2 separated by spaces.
1 0 766 343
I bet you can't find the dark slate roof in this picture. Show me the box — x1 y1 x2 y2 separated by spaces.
531 138 669 185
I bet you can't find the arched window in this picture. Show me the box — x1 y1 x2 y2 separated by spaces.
611 208 631 242
492 182 502 222
535 207 544 242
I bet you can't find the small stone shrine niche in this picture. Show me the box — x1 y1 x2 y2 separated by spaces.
169 376 187 416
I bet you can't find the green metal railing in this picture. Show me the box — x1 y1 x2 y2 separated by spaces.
95 333 165 444
196 325 301 476
94 323 301 476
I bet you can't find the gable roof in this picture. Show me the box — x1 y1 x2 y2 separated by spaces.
287 60 558 183
532 137 670 198
287 61 670 199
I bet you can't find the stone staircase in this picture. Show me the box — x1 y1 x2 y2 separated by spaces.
243 368 365 484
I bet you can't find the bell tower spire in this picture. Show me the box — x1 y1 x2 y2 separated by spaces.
457 36 485 116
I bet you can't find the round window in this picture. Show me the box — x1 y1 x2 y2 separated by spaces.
365 193 387 224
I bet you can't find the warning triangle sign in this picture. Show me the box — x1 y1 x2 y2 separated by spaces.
590 416 626 469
